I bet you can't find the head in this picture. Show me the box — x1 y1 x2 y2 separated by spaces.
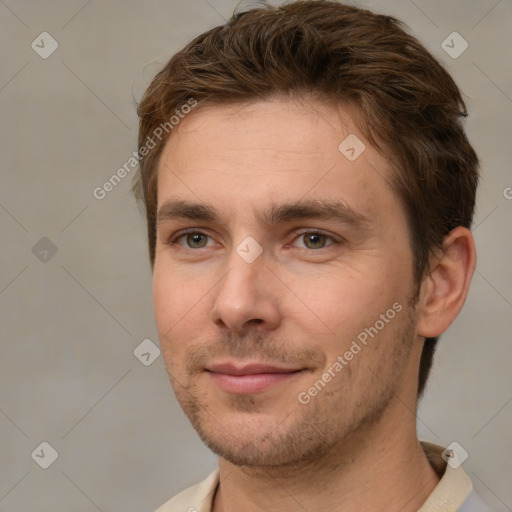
132 1 478 467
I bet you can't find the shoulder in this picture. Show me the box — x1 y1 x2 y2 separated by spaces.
155 469 220 512
419 440 498 512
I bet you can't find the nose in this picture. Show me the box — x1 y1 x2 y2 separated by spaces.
210 250 281 336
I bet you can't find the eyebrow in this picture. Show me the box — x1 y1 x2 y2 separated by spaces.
156 198 370 230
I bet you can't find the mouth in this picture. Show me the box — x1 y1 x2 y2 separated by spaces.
205 362 306 394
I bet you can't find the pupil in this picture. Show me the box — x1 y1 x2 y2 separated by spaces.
307 233 324 248
188 233 206 248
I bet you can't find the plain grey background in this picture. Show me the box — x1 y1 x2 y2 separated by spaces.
0 0 511 511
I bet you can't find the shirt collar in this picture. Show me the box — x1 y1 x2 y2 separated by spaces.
418 440 473 512
160 440 474 512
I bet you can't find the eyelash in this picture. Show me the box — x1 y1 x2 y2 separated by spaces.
167 228 340 251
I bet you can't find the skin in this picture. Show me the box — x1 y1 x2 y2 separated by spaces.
152 97 476 512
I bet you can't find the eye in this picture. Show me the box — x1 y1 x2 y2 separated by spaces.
169 230 214 249
291 231 337 250
167 229 339 252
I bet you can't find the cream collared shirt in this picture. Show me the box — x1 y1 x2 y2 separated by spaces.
155 441 497 512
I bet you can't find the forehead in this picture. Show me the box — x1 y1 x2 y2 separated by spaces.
155 98 397 223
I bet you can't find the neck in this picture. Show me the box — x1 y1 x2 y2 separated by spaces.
212 400 440 512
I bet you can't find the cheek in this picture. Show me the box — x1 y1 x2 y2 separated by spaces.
152 265 198 337
152 264 216 368
152 271 173 331
152 275 188 377
291 265 407 343
153 265 200 354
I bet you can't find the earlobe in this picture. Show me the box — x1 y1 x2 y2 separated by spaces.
416 227 477 338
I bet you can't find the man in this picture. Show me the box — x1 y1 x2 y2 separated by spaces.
132 1 496 510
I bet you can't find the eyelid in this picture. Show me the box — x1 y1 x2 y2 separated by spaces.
288 229 340 249
168 227 341 250
168 228 216 247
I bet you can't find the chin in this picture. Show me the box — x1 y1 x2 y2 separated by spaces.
187 407 340 468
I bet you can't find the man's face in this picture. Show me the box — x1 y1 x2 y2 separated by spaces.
153 98 422 467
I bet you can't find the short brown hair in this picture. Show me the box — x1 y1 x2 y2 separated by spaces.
132 0 479 400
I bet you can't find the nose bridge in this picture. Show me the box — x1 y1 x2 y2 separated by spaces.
210 239 279 333
221 225 266 292
219 241 265 306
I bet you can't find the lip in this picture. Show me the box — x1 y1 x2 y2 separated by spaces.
206 361 305 394
208 362 302 375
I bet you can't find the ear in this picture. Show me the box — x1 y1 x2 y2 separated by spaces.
416 227 477 338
